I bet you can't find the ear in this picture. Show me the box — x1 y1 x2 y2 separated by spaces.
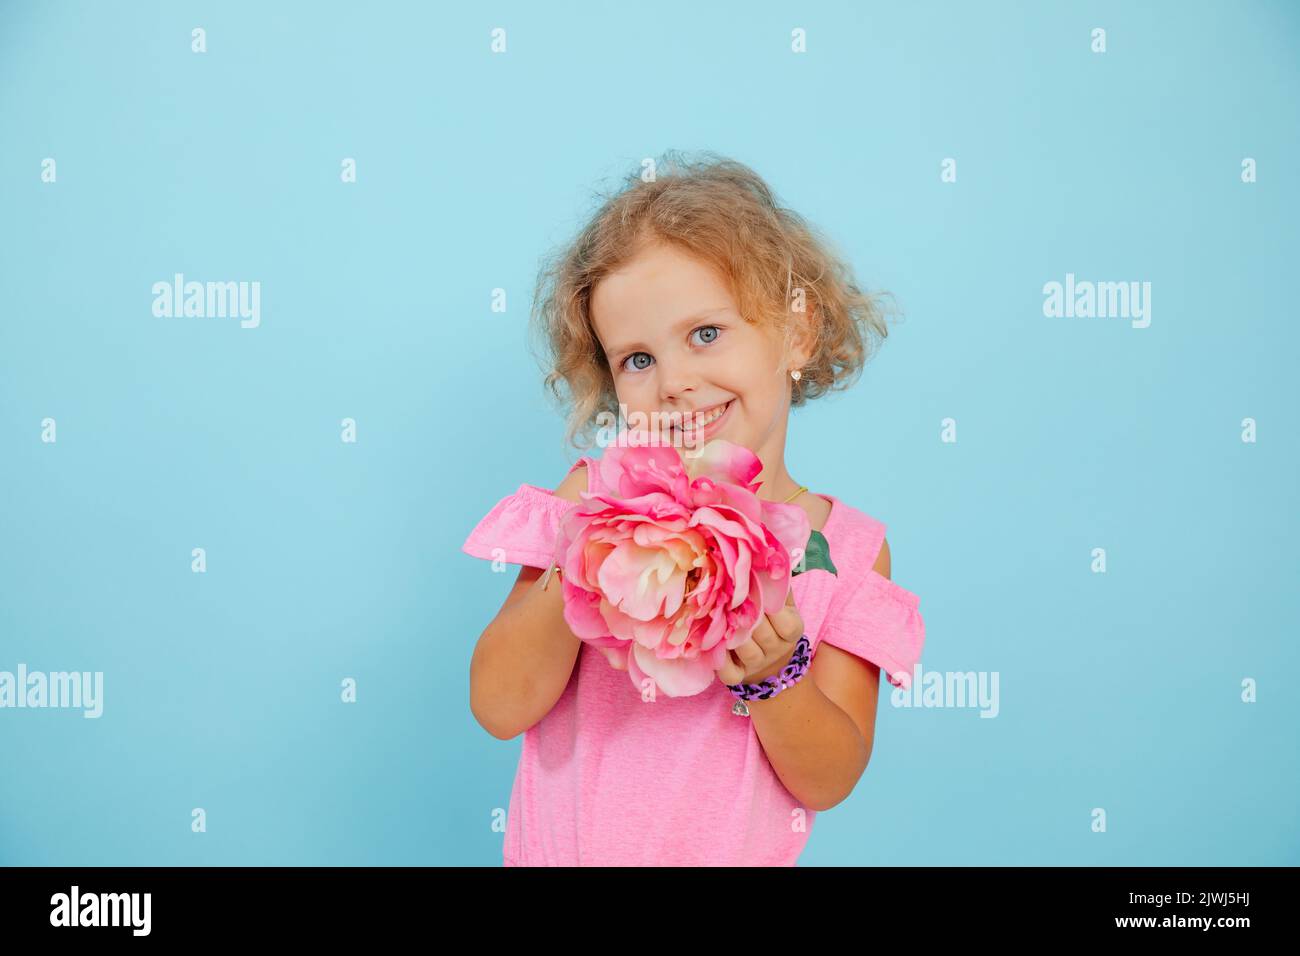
787 301 818 370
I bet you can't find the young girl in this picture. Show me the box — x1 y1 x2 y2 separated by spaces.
461 153 925 866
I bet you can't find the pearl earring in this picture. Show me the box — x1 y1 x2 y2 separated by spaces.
790 369 802 382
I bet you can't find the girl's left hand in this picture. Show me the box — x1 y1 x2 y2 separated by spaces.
715 588 805 686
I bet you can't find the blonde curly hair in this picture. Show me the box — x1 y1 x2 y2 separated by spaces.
528 150 899 450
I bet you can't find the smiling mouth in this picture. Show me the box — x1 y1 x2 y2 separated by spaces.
671 399 732 437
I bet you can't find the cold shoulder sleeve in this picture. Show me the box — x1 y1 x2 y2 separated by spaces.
460 482 577 570
461 460 590 568
814 508 925 689
818 569 925 689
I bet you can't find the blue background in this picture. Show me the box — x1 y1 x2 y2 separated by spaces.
1 0 1296 865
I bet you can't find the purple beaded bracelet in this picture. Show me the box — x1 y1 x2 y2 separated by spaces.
727 635 812 716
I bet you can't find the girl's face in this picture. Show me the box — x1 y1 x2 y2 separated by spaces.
590 241 810 455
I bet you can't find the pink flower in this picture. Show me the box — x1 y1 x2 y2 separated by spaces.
556 436 811 698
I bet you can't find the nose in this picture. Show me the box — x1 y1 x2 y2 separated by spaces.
657 360 696 407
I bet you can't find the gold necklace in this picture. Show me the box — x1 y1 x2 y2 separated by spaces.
780 484 808 504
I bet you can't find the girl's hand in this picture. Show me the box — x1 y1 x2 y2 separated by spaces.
715 588 805 686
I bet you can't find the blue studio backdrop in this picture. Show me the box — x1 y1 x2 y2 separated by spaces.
1 0 1296 865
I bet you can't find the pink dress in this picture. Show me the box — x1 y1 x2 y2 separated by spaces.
461 462 926 866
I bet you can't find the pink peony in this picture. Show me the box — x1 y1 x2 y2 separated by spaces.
555 436 811 698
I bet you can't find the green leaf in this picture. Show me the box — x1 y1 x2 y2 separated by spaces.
792 528 837 576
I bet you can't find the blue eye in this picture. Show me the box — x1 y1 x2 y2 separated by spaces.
618 325 722 373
